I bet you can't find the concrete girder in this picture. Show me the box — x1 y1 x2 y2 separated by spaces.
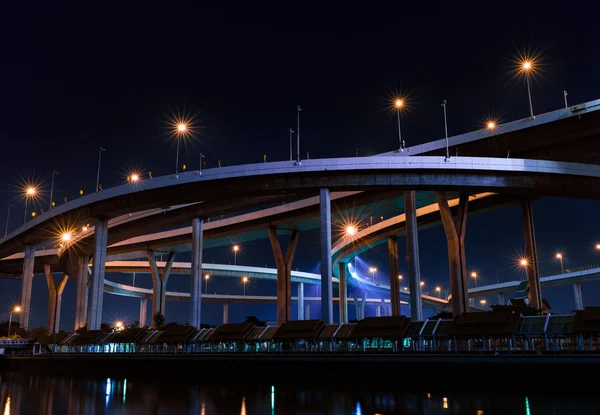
44 264 68 335
405 191 423 321
387 236 400 317
87 218 108 330
320 188 333 324
147 251 176 324
19 245 35 329
268 227 299 325
189 218 203 329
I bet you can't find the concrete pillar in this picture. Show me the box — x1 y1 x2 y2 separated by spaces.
147 251 176 326
388 236 400 316
353 294 366 320
573 282 583 310
87 218 108 330
497 292 505 306
44 265 68 334
139 297 148 327
522 200 542 310
19 245 36 329
223 302 229 324
405 191 423 321
436 192 469 317
70 255 89 331
305 303 311 320
320 188 333 324
376 305 381 317
268 227 299 325
189 218 203 329
338 263 348 323
297 282 305 320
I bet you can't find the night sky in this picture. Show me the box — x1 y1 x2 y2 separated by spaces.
2 9 600 330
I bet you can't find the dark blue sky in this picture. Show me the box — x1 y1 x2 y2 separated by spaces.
1 8 600 329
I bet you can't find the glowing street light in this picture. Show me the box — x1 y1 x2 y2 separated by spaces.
555 253 564 272
23 186 37 225
398 274 403 280
519 258 528 267
242 276 249 296
174 123 188 177
233 244 240 265
204 274 210 293
114 321 124 331
61 232 72 242
435 286 441 298
130 173 140 183
394 99 405 151
470 271 478 287
596 243 600 251
480 299 487 307
7 306 21 337
345 225 357 236
486 121 496 130
420 281 425 287
521 60 535 119
369 267 377 281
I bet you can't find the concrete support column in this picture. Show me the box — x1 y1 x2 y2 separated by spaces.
522 200 542 310
353 294 366 320
297 282 305 320
44 265 68 335
190 218 203 329
405 191 423 321
436 192 469 317
305 303 311 320
388 236 400 317
71 255 89 331
497 292 505 306
223 302 229 324
87 218 108 330
376 305 381 317
139 297 148 327
320 188 333 324
19 245 36 329
268 227 299 325
573 282 584 310
147 251 176 326
338 263 348 323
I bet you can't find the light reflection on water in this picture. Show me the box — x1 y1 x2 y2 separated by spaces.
0 373 598 414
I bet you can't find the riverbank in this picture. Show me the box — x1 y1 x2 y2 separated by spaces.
2 353 598 392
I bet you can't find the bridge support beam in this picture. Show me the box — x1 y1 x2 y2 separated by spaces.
70 255 89 331
19 245 36 330
320 188 333 324
87 218 108 330
148 251 176 326
268 227 299 325
139 297 148 327
388 236 401 317
522 200 543 310
497 292 505 306
44 265 68 335
436 192 469 317
353 293 366 320
190 218 203 329
223 302 229 324
297 282 305 320
338 263 348 323
376 305 381 317
405 191 423 320
305 303 311 320
573 282 583 310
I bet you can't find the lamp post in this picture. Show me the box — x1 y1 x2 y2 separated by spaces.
233 245 240 265
556 253 564 272
242 276 248 296
4 204 12 237
522 61 535 119
7 306 21 337
435 286 441 298
394 99 404 151
296 106 302 163
23 187 36 225
204 274 210 293
96 147 106 192
441 100 449 159
470 271 478 288
175 123 187 177
480 299 487 308
369 267 377 282
289 128 294 161
49 170 59 210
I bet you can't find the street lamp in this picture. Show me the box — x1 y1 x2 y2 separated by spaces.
174 123 188 177
204 274 210 293
369 267 377 281
4 204 12 237
398 274 403 280
114 321 124 331
130 173 140 183
519 258 528 267
7 306 21 337
394 99 405 151
486 121 496 130
480 299 487 307
555 253 564 272
441 100 449 160
233 244 240 265
596 243 600 251
345 225 357 236
23 186 36 225
470 271 478 287
49 170 59 210
242 276 249 296
522 60 535 119
96 147 106 192
435 286 441 298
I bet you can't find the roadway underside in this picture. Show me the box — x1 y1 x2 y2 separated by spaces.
2 354 598 393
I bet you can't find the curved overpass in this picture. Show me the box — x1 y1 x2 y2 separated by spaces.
2 156 600 259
